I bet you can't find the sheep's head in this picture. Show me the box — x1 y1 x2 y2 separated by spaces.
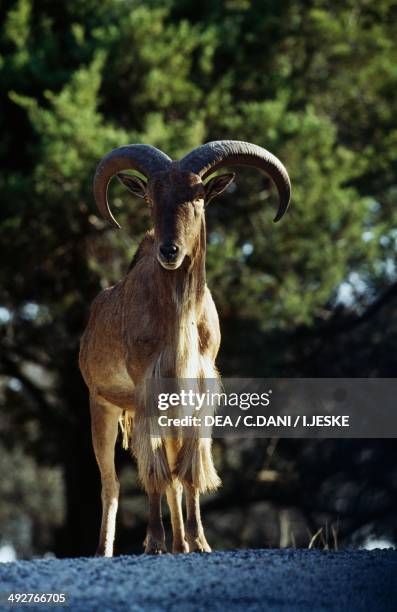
116 169 234 270
93 141 291 271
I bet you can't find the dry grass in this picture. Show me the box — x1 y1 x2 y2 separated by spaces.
308 520 339 550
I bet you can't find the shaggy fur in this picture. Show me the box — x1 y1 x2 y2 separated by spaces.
80 143 290 556
79 169 227 555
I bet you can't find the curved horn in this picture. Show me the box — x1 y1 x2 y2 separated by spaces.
179 140 291 222
94 144 172 228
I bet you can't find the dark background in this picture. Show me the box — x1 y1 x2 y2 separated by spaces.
1 0 397 558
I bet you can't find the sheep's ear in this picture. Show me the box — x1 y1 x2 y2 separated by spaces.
204 173 235 204
117 173 147 198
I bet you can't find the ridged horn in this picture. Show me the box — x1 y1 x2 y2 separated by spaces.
93 144 172 228
179 140 291 221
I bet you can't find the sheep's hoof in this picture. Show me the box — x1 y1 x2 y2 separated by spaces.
95 546 113 557
172 539 189 554
187 535 211 553
143 534 167 555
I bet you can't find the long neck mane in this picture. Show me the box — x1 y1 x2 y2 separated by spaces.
146 219 207 379
155 220 206 316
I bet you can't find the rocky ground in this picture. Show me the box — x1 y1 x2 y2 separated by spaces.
1 549 396 611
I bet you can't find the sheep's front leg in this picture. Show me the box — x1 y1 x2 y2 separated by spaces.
90 396 121 557
133 411 170 554
184 483 211 553
144 491 166 554
166 480 188 553
177 436 219 552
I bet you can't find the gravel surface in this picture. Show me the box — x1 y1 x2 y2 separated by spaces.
0 549 396 612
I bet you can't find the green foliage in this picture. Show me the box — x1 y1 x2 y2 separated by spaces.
2 0 395 330
1 0 397 554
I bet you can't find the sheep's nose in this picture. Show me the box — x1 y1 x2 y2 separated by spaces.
159 242 179 261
